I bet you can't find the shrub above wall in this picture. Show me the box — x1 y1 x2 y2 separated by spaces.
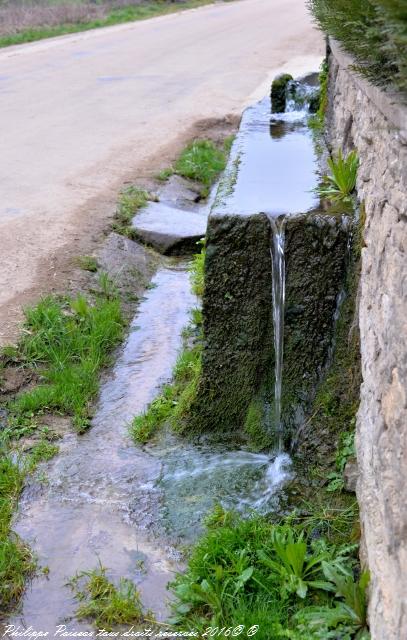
308 0 407 92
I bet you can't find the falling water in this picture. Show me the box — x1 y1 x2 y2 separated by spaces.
268 215 286 449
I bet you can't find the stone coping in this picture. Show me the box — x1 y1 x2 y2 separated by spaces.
329 39 407 136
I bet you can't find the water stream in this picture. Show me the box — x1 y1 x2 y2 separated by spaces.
268 215 286 448
8 261 292 632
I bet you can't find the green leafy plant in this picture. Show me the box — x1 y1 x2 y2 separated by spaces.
326 430 356 492
69 564 145 629
257 529 331 599
316 150 359 203
295 562 370 638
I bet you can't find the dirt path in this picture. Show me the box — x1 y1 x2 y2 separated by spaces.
0 0 323 345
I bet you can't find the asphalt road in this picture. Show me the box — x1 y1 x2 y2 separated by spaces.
0 0 323 343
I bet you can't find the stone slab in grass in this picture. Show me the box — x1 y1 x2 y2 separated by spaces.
131 201 207 255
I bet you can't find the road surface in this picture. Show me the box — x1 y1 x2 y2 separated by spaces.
0 0 323 344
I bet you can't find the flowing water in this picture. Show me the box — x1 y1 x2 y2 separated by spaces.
268 215 286 449
5 83 324 632
7 261 292 633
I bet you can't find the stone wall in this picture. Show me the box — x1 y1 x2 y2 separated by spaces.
327 40 407 640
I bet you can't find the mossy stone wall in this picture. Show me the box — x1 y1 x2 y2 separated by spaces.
188 210 350 445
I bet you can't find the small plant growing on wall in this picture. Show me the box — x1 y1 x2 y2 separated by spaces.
316 149 359 204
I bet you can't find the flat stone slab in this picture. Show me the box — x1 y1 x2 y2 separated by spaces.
131 201 207 255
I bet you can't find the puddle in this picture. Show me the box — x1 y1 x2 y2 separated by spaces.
214 95 319 216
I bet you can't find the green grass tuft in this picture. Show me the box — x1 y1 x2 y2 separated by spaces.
174 139 227 187
113 186 151 236
8 286 124 432
25 440 59 473
158 138 229 196
69 564 145 629
76 255 99 272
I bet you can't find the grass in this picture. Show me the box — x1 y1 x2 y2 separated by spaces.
69 564 145 629
5 274 124 432
76 255 99 272
25 439 59 473
315 149 359 204
308 0 407 92
157 139 229 197
169 507 369 639
0 440 35 611
0 1 217 49
131 245 204 444
112 185 156 237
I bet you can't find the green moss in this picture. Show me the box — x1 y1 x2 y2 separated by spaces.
308 59 329 132
271 74 294 113
244 396 274 450
294 221 361 475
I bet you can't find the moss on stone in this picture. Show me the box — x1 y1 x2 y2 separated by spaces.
294 219 361 469
271 73 293 113
243 396 274 450
187 211 351 447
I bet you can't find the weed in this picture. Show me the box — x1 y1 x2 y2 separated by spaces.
69 564 144 629
315 150 359 203
326 430 356 492
174 140 226 188
113 186 154 236
76 256 99 272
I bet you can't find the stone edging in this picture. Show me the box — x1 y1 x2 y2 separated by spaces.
329 38 407 137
